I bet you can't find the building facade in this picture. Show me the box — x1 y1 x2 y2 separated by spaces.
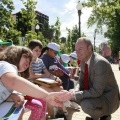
35 10 49 29
12 10 49 36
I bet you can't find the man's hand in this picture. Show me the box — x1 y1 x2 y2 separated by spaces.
69 87 80 101
46 90 73 107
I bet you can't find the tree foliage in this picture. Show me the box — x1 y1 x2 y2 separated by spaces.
54 17 61 43
66 28 72 53
83 0 120 55
0 0 14 29
65 24 86 53
0 0 21 44
17 0 38 36
42 21 54 41
24 30 46 46
6 29 21 45
71 25 79 51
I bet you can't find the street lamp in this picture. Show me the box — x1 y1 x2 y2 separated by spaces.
3 25 9 31
94 29 97 51
35 24 40 39
76 1 83 37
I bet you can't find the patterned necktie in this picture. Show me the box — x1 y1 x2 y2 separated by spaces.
84 63 89 90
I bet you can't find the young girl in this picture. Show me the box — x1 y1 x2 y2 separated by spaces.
40 42 74 91
0 46 73 119
28 40 63 117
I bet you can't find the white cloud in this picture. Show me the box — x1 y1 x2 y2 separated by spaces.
59 2 90 38
59 0 108 46
64 0 76 11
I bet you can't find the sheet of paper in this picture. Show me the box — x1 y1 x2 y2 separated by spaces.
0 102 14 118
8 105 23 120
0 100 27 119
36 78 56 83
7 100 27 120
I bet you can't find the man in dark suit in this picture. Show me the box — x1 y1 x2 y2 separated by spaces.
71 37 120 120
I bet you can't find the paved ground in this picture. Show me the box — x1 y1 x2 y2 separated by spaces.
22 64 120 120
67 64 120 120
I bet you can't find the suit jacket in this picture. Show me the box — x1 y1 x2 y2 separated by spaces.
75 52 120 114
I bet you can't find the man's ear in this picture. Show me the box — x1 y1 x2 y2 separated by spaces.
88 45 92 51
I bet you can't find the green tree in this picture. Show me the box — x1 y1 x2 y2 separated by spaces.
48 25 54 41
65 25 86 52
23 30 46 46
54 17 61 43
66 28 72 53
60 37 66 43
0 0 13 38
0 0 21 44
17 0 38 36
83 0 120 55
42 21 54 41
6 29 21 45
71 25 79 51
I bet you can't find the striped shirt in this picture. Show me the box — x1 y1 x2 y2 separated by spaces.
30 58 46 74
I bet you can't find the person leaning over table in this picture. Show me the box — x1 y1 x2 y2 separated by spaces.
0 46 72 112
70 37 120 120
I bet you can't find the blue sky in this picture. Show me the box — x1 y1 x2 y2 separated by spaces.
12 0 107 47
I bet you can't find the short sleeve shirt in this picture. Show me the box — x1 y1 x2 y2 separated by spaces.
29 58 46 82
30 58 46 74
0 61 18 104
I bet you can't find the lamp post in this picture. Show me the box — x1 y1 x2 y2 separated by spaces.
94 29 97 51
3 25 9 31
35 24 40 39
76 1 83 37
